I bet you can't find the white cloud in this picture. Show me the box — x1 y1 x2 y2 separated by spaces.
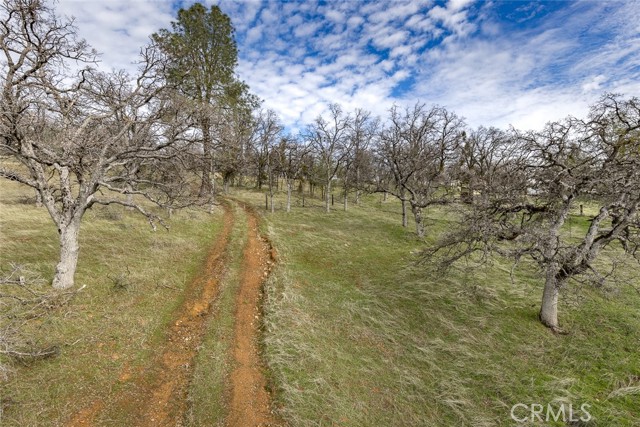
372 30 409 49
293 21 321 38
324 9 346 24
54 0 640 133
448 0 474 12
58 0 174 72
581 75 607 93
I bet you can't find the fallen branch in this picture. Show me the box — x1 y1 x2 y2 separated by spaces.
0 346 59 363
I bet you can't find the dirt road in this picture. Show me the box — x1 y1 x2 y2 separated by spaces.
67 201 279 426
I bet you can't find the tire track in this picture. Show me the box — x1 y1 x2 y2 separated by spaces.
226 204 279 427
67 202 234 427
67 200 280 426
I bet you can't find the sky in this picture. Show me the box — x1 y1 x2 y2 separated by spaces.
55 0 640 132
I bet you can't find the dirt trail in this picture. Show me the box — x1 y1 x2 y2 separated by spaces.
226 205 278 427
68 203 234 427
133 201 235 427
66 201 279 426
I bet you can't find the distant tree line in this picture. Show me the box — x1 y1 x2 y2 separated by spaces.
1 0 638 331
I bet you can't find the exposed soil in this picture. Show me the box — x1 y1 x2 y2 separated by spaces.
66 201 279 426
226 206 279 427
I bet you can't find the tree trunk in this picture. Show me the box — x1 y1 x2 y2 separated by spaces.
343 193 348 211
52 220 81 290
355 169 361 205
539 268 561 330
401 199 408 228
126 183 134 210
411 203 425 238
198 117 213 197
35 190 43 208
270 193 275 213
286 182 292 212
325 181 331 213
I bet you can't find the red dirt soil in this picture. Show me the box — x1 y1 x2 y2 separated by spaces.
226 207 279 427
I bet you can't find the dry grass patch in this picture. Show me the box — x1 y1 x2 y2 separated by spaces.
0 180 223 426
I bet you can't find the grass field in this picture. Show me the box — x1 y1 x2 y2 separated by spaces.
1 179 639 426
0 180 224 425
235 188 640 426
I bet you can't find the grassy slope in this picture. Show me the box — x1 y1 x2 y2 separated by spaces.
0 180 222 426
1 177 638 426
235 189 640 426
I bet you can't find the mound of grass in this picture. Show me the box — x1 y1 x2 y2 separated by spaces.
0 180 223 425
234 188 640 426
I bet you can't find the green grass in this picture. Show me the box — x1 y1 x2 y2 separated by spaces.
232 187 640 426
0 180 224 426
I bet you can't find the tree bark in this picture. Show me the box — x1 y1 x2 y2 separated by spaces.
126 183 134 210
355 169 361 205
286 182 292 212
401 199 408 228
52 220 81 290
343 193 348 211
325 180 331 213
539 267 561 330
198 116 213 197
411 203 425 238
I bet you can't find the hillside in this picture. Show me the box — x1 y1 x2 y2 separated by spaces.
1 180 638 425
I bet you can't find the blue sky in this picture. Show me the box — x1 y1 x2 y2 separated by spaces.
57 0 640 131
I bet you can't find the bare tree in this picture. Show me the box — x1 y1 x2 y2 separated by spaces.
457 126 512 204
377 104 465 237
251 109 282 212
343 108 378 210
427 95 640 331
273 134 309 212
216 97 255 193
0 0 195 289
305 104 351 213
